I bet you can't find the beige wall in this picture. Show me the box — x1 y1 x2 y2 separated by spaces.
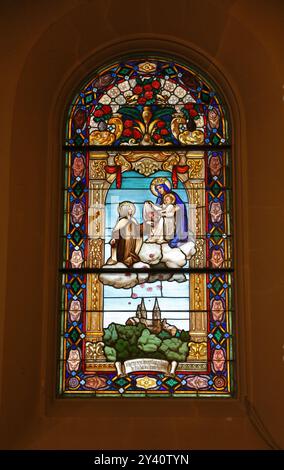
0 0 284 449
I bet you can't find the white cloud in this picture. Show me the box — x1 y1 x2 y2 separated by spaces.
179 241 196 258
139 243 162 265
99 263 138 289
169 273 187 283
133 261 151 284
99 240 196 288
161 244 186 268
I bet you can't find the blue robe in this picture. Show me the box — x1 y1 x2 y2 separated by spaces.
155 184 188 248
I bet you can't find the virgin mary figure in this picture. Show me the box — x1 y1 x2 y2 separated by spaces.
144 177 189 248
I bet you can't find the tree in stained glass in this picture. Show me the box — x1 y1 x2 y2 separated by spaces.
60 57 234 397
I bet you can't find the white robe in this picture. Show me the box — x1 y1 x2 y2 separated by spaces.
143 201 175 243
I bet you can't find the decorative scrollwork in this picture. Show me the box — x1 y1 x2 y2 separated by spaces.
88 239 103 267
133 158 161 176
89 160 106 179
114 155 132 172
187 159 203 179
85 341 106 362
89 115 123 145
162 154 180 172
187 342 207 361
171 113 204 145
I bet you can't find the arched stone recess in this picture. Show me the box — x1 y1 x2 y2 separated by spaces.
4 0 274 446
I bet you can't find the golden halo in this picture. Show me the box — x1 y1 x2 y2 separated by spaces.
150 177 172 196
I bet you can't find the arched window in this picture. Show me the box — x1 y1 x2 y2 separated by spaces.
60 57 233 397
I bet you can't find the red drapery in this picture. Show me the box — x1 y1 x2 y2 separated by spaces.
105 165 122 188
105 164 189 189
172 165 189 188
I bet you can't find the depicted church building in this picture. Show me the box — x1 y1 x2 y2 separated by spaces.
126 298 177 336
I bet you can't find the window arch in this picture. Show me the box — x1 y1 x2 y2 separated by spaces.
60 57 234 397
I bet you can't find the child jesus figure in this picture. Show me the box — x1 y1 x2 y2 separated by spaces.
144 192 177 244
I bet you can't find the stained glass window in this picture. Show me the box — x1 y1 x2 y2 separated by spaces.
59 57 234 397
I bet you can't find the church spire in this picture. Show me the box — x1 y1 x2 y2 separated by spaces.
152 298 161 321
136 303 141 319
140 298 147 319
